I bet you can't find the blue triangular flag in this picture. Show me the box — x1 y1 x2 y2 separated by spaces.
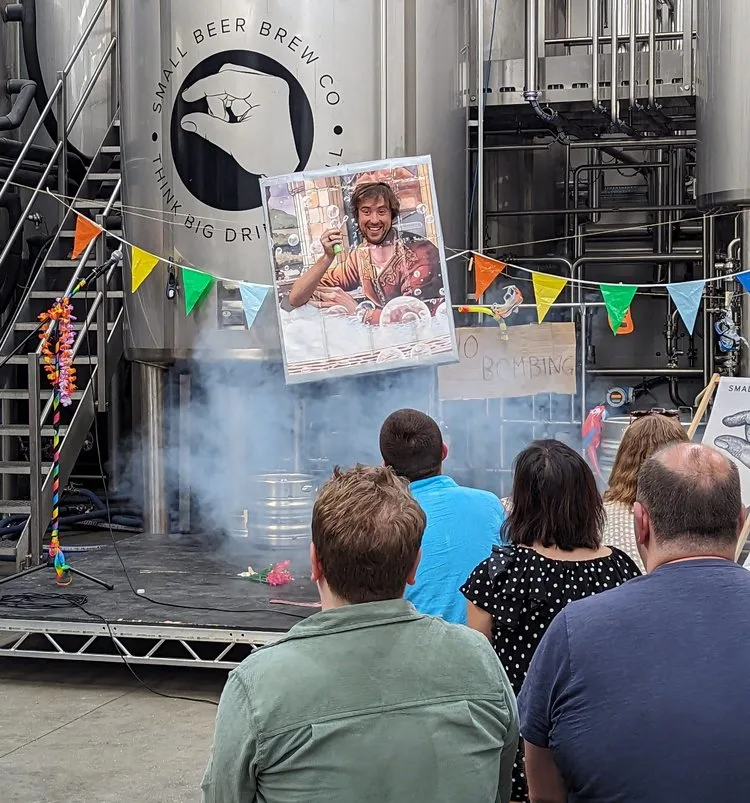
239 282 270 329
667 279 705 335
737 271 750 294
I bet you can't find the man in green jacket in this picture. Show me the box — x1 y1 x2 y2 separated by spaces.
202 465 519 803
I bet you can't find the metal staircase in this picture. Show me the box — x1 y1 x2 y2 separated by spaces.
0 0 122 570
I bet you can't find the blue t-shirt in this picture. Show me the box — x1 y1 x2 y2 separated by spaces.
406 475 504 624
519 558 750 802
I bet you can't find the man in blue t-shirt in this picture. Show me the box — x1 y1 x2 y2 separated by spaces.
379 409 504 624
519 442 750 803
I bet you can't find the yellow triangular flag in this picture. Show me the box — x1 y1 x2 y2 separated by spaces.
131 246 160 293
532 272 568 323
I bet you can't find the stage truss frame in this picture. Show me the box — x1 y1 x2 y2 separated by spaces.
0 618 281 669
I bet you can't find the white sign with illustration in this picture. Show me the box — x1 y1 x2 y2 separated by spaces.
703 377 750 507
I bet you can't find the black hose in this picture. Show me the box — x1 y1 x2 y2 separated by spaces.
20 0 91 181
0 136 85 175
0 79 36 131
668 377 687 408
0 190 23 316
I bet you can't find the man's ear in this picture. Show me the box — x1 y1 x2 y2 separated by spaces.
310 542 323 583
406 549 422 586
633 501 650 548
441 442 448 462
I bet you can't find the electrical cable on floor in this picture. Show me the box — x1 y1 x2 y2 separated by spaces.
0 591 219 706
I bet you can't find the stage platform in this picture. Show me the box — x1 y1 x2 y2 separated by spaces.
0 534 318 669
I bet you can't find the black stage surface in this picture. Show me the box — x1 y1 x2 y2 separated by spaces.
0 533 319 632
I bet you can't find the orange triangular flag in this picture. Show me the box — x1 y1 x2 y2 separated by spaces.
474 253 506 299
71 215 102 259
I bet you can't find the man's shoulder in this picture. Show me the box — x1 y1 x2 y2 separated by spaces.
445 481 503 510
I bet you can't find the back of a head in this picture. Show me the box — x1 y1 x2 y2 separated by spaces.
506 439 603 550
312 465 426 604
379 408 443 483
605 414 690 505
636 442 742 551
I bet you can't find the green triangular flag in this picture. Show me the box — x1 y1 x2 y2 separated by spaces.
182 267 214 315
599 283 638 334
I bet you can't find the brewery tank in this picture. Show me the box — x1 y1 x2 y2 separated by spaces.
696 0 750 208
28 0 113 157
119 0 466 363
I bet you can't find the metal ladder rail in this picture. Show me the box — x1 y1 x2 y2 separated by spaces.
0 0 119 358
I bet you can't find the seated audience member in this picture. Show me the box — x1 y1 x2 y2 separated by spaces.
519 443 750 803
602 411 689 570
202 465 519 803
379 409 505 623
462 440 640 803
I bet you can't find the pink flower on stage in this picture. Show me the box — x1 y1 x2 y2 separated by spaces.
266 560 293 587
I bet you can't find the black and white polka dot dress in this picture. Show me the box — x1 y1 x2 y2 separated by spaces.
461 543 641 803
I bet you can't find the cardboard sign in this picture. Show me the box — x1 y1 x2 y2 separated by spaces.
439 322 577 400
703 377 750 505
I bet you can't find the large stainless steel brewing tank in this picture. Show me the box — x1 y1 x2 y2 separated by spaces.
696 0 750 208
34 1 113 156
119 0 465 362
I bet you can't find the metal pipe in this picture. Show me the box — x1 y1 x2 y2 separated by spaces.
525 0 539 100
728 238 741 262
56 70 68 218
741 209 750 378
488 203 695 217
586 368 703 376
467 144 552 152
379 0 388 159
26 353 42 566
610 0 619 126
0 79 62 209
139 363 168 534
95 213 108 413
178 372 191 534
570 137 695 149
591 0 601 110
476 0 484 253
545 31 689 46
648 0 656 107
629 0 638 109
62 0 110 76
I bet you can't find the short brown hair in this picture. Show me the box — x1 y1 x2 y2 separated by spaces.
379 409 443 482
604 415 689 505
311 465 425 604
351 182 400 220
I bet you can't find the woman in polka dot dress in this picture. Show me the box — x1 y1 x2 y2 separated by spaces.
462 440 641 803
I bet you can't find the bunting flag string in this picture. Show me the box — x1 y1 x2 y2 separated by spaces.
71 214 102 259
532 273 568 324
45 200 750 334
473 254 506 298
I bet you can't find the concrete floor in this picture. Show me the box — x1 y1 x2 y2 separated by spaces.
0 658 226 803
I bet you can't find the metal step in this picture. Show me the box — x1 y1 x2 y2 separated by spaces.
101 145 120 154
4 354 97 366
0 500 31 513
0 461 51 474
45 259 97 268
72 199 122 210
59 228 122 239
0 389 84 400
30 289 124 299
87 172 120 182
15 322 114 331
0 425 70 437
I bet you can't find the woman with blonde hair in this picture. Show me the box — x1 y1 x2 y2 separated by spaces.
603 411 690 570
